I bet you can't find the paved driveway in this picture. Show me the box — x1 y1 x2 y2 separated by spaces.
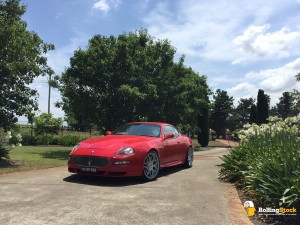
0 148 250 225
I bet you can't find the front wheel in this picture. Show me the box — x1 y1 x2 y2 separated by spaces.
142 151 160 181
183 146 193 168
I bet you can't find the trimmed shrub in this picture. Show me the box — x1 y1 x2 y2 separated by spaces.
58 135 84 146
21 133 37 146
36 134 59 145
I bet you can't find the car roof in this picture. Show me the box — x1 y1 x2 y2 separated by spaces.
127 122 171 126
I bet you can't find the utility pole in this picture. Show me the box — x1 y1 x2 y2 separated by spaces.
48 73 51 114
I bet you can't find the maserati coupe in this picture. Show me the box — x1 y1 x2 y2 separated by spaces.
68 122 194 181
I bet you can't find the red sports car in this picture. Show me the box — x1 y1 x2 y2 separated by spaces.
68 122 194 181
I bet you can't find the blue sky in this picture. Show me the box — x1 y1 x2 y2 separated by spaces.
19 0 300 121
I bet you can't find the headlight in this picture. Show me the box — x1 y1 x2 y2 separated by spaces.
70 144 80 154
115 147 134 156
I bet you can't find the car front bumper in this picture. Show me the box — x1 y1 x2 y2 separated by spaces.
68 155 144 177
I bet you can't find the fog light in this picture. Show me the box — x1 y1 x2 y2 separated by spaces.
114 160 130 165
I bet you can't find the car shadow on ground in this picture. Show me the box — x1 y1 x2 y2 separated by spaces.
63 165 186 187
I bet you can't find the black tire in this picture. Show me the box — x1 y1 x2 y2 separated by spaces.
142 150 160 181
183 146 193 168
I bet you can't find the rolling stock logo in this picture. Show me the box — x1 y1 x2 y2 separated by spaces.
244 201 256 216
244 201 297 216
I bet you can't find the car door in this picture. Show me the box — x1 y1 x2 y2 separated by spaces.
161 125 181 164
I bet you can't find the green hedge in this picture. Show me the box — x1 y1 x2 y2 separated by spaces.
21 134 88 146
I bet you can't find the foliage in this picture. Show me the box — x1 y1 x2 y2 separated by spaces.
57 29 210 131
236 98 255 125
21 133 37 146
0 129 11 159
220 116 300 208
256 89 269 125
0 129 22 158
0 0 54 130
210 89 234 136
276 92 296 119
32 134 86 146
176 123 199 137
209 129 216 140
33 113 63 135
9 132 22 146
249 104 257 124
197 107 209 147
36 134 59 145
57 135 84 146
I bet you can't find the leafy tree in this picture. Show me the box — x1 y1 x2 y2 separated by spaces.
276 92 295 119
236 98 255 124
58 30 210 131
197 107 209 147
227 97 256 130
249 104 257 124
256 89 269 125
33 113 63 135
296 72 300 81
291 90 300 116
210 89 234 137
0 0 54 130
269 106 278 117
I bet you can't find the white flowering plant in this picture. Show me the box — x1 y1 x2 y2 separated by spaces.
0 129 23 159
220 116 300 209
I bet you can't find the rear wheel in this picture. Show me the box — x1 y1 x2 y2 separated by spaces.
142 151 160 181
184 146 193 168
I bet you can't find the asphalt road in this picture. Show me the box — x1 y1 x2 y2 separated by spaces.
0 148 251 225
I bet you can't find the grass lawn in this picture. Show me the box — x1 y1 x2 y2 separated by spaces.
192 139 228 151
0 146 72 175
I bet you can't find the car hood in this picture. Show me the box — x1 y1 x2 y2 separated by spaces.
73 135 156 156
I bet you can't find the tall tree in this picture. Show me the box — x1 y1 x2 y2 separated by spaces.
0 0 54 129
197 107 209 147
249 104 257 124
276 92 294 119
58 30 210 131
235 97 255 126
291 90 300 116
210 89 234 136
269 106 278 117
256 89 269 125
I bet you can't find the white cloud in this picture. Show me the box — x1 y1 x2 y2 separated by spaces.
143 0 300 67
93 0 110 13
227 57 300 106
92 0 121 14
227 82 257 96
232 25 300 64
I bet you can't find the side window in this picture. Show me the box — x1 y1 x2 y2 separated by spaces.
164 125 180 138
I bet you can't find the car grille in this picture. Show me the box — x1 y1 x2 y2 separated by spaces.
72 156 109 167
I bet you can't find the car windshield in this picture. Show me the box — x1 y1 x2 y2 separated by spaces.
112 124 161 137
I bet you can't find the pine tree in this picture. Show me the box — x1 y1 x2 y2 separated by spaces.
249 104 257 124
257 90 269 125
210 89 234 136
197 108 209 147
277 92 294 119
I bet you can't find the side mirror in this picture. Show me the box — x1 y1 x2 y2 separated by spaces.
106 131 112 135
164 132 174 140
